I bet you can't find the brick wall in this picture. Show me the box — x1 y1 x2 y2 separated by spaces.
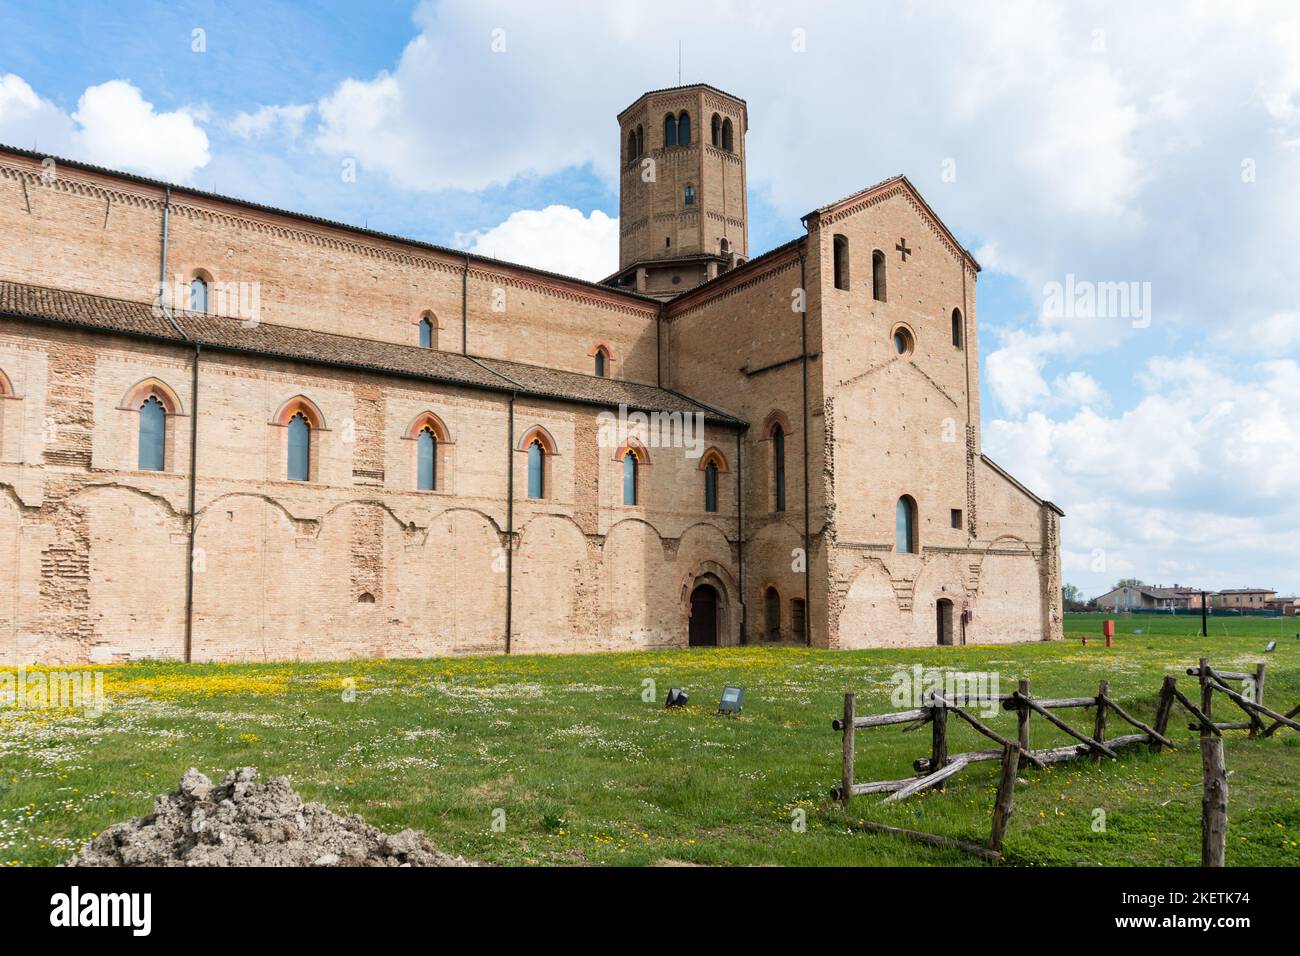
0 144 1061 663
0 319 743 662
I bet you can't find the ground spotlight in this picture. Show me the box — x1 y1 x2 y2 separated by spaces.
718 686 745 715
665 688 689 708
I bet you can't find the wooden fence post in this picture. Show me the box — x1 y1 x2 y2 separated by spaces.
1017 678 1031 752
1199 657 1213 729
840 692 855 805
1092 679 1110 764
930 693 949 791
1200 735 1227 867
1151 676 1176 752
1248 663 1267 737
988 742 1021 855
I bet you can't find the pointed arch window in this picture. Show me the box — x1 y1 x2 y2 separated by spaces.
417 427 437 490
527 439 545 499
623 451 638 505
138 395 165 471
951 308 963 348
190 276 208 313
699 448 728 513
419 316 435 349
722 117 734 152
636 125 644 157
405 411 451 490
287 412 311 481
594 346 609 377
628 129 638 162
663 113 678 148
711 113 721 147
678 111 691 146
896 495 918 553
872 250 887 302
772 424 787 513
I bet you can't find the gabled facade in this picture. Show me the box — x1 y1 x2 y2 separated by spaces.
663 172 1063 648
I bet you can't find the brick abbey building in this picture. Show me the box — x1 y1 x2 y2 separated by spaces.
0 84 1062 664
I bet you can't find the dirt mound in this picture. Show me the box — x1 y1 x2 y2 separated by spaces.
66 767 475 867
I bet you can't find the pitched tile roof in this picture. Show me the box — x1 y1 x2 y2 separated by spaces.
0 281 745 425
0 281 181 338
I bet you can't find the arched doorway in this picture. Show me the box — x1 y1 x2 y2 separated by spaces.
936 598 955 646
689 584 719 647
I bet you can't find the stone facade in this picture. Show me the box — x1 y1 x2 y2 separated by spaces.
0 83 1062 664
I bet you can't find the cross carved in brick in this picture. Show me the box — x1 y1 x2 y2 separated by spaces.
896 238 912 261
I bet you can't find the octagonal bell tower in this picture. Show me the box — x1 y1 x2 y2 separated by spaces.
606 84 748 300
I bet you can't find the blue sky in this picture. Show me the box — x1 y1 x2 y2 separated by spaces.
2 0 1299 599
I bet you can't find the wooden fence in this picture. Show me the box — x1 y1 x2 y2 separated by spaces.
830 660 1298 865
1175 658 1300 737
831 678 1170 807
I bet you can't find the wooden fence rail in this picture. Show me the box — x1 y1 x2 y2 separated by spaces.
831 677 1162 807
830 661 1295 865
1186 658 1300 737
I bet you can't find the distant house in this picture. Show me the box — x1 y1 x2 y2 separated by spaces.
1168 586 1207 609
1094 585 1198 611
1211 589 1276 610
1264 596 1300 616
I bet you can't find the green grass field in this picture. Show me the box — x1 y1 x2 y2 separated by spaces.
2 614 1297 867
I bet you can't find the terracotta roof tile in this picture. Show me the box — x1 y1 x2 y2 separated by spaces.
0 281 180 338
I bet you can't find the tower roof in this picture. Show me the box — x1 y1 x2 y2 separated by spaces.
617 83 748 125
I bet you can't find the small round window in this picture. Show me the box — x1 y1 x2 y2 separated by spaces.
892 326 915 356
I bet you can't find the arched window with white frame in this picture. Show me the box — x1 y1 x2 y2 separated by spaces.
417 427 437 490
274 395 325 483
138 395 166 471
190 275 208 313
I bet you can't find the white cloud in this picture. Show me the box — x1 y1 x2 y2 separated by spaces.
312 12 615 192
0 74 209 182
984 329 1074 416
456 205 618 281
228 104 312 139
71 81 209 181
1211 311 1300 352
985 357 1300 597
1051 371 1106 408
0 74 74 151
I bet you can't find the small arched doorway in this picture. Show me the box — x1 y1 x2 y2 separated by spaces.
689 584 719 647
764 587 781 641
936 598 955 646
